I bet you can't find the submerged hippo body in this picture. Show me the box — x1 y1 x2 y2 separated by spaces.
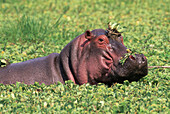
0 29 148 85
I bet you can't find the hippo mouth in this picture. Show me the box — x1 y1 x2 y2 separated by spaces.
109 54 148 83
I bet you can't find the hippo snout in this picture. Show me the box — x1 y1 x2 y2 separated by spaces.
129 54 147 69
111 53 148 83
122 54 148 81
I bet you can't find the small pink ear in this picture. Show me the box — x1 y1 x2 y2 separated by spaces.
85 30 92 40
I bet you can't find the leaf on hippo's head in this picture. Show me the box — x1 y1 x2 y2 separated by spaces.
0 59 10 67
106 22 126 39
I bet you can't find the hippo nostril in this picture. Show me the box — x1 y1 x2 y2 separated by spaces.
142 56 145 62
141 56 147 64
129 55 136 60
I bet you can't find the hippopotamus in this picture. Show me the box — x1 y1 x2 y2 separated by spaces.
0 29 148 85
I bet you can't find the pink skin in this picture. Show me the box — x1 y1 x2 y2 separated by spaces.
63 30 147 85
76 31 123 85
59 30 115 85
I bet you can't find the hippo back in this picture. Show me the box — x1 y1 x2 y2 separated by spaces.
0 53 64 85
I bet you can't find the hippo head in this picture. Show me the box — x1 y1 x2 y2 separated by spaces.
59 29 148 86
78 29 147 85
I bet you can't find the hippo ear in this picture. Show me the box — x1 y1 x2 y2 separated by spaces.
85 30 93 40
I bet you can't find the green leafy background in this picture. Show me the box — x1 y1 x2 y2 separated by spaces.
0 0 169 113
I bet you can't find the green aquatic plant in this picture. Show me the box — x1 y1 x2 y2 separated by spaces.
0 59 9 67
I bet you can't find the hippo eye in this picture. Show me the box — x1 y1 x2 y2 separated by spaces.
99 38 104 42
